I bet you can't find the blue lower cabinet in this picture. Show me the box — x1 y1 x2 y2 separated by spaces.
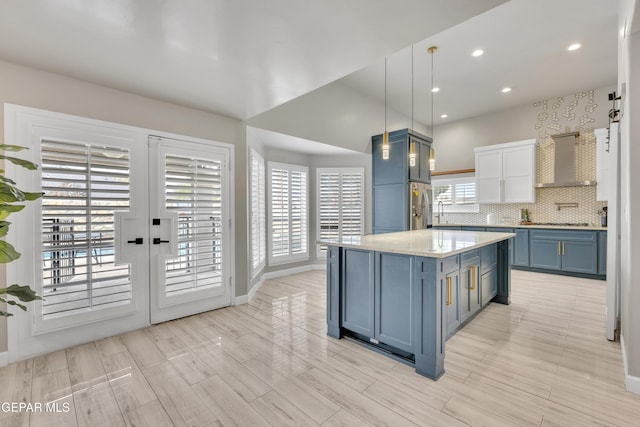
460 256 481 323
464 227 486 232
529 239 562 270
481 268 497 306
598 231 607 275
562 240 598 274
513 229 529 266
341 249 375 337
434 225 462 230
529 229 598 275
374 252 414 353
443 267 460 339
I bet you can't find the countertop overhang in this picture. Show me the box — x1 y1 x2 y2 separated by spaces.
319 229 515 258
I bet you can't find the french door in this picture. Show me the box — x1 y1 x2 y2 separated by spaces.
6 105 232 362
148 136 232 324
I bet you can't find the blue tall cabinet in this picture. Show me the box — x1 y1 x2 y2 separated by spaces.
372 129 432 234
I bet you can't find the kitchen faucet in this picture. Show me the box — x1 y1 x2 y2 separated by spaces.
436 201 443 224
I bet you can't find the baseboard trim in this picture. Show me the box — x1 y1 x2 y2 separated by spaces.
621 334 640 395
312 263 326 270
262 265 312 281
0 351 7 367
234 295 248 305
247 276 265 302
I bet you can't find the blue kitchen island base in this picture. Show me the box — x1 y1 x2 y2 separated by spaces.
325 236 511 380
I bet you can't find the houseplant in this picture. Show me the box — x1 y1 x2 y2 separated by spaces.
0 143 42 317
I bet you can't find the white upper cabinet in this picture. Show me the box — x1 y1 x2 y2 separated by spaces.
474 139 536 204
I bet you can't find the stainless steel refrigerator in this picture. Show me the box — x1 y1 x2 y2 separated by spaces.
409 182 433 230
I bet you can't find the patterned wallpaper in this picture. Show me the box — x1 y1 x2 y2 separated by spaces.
441 89 608 227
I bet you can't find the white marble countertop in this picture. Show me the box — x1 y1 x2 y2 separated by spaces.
434 223 606 231
319 229 515 258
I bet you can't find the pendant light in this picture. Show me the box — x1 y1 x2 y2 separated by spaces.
382 57 390 160
428 46 437 171
409 45 417 167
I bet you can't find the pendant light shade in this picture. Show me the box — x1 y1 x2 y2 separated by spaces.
428 46 437 171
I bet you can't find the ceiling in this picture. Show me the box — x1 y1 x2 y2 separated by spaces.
339 0 619 128
0 0 506 121
247 127 359 156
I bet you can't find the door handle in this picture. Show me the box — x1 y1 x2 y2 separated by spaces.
446 277 452 306
127 238 144 245
562 241 565 255
153 238 170 245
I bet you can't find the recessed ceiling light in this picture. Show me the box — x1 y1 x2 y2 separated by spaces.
567 43 581 51
472 49 484 57
440 114 448 119
501 87 512 93
431 87 440 93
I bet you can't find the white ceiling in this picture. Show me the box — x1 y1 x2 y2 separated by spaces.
340 0 619 127
247 126 359 156
0 0 506 121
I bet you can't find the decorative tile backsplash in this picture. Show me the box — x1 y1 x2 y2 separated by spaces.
439 186 606 227
441 89 607 227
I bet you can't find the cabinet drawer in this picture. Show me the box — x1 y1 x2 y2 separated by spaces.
530 229 597 242
461 249 480 264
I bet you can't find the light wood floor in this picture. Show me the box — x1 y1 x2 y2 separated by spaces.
1 269 639 426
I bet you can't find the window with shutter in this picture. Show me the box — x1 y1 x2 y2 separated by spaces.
317 168 364 257
268 162 309 264
41 140 132 319
432 176 480 213
249 149 266 275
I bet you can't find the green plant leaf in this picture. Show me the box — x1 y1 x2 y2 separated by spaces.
0 175 16 185
0 182 43 203
0 312 12 317
0 155 39 170
5 300 27 311
0 144 28 152
2 284 42 302
0 204 25 220
0 220 10 237
0 240 21 263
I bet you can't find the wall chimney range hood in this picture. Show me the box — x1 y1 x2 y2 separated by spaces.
535 131 597 188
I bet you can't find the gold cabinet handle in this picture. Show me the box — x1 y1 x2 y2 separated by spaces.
562 241 565 255
469 266 477 290
446 276 452 306
473 265 477 290
558 241 561 255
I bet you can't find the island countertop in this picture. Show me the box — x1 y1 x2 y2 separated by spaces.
319 229 515 258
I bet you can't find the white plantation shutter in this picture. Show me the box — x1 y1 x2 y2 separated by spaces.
40 140 132 319
317 168 364 257
250 149 266 274
164 155 224 292
455 181 476 205
268 162 309 264
432 176 479 213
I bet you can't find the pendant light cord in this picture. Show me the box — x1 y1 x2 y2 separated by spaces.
384 57 387 133
430 48 434 139
411 45 414 131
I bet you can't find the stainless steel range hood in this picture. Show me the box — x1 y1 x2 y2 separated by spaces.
534 131 597 188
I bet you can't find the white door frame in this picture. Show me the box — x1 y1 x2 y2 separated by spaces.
4 104 235 363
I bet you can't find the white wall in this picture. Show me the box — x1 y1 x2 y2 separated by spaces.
432 85 615 172
247 81 430 154
0 59 248 353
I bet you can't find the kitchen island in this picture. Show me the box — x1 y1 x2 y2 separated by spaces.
322 229 514 380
